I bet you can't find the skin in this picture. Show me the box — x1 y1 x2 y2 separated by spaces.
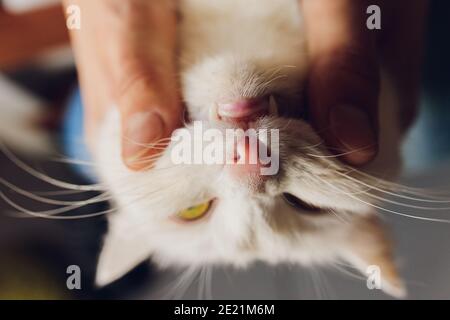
0 6 68 70
302 0 428 165
63 0 181 170
64 0 427 170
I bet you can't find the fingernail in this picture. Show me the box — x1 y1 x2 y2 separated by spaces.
329 105 377 164
123 111 165 169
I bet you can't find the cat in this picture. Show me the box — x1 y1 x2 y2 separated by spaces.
93 0 406 297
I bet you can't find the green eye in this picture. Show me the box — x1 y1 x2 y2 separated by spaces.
177 201 213 221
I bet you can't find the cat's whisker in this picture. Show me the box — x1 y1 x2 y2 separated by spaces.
34 189 94 196
1 191 115 220
205 266 213 300
197 266 207 300
122 136 172 149
264 65 293 81
264 65 296 81
310 175 375 197
126 152 168 163
328 208 352 224
297 140 325 150
164 267 199 300
306 168 450 223
139 146 171 151
333 262 367 281
97 172 196 229
317 177 450 223
344 167 450 199
196 265 214 300
48 157 98 167
335 171 450 203
0 177 108 206
353 193 450 223
269 95 279 116
331 168 395 194
0 190 111 218
316 269 335 299
260 75 288 91
279 118 294 132
35 207 116 220
306 144 376 159
50 149 167 169
309 268 325 300
0 142 104 191
365 192 450 211
46 150 99 166
339 170 450 212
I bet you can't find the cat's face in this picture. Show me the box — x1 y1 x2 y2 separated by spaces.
95 0 404 297
95 52 404 297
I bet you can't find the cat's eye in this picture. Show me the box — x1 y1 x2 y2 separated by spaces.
176 200 213 221
282 193 322 214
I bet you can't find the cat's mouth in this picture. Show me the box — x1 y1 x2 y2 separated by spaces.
214 95 278 125
205 95 281 184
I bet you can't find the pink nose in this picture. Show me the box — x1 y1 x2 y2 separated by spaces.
226 135 270 180
217 97 269 123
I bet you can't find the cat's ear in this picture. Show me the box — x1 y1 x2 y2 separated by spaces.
343 215 406 298
95 212 153 287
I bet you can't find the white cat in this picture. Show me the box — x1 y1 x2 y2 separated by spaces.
94 0 406 297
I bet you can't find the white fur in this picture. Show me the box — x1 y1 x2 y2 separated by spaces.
94 0 405 296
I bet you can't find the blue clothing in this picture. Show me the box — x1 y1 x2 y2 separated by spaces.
62 87 97 182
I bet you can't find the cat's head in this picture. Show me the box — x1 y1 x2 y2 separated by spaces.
95 51 404 297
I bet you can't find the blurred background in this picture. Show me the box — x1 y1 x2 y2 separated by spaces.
0 0 449 299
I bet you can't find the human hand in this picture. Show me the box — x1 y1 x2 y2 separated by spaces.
302 0 427 165
64 0 182 170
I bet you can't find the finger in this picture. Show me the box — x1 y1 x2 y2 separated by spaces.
302 0 380 165
112 1 182 171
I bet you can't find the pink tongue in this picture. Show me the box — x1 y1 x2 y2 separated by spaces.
218 97 269 122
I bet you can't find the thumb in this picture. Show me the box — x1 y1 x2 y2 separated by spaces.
113 1 182 171
302 0 380 165
118 70 182 171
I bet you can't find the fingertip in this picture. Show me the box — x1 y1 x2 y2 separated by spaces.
121 111 166 171
341 144 378 166
303 0 381 167
329 104 378 166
